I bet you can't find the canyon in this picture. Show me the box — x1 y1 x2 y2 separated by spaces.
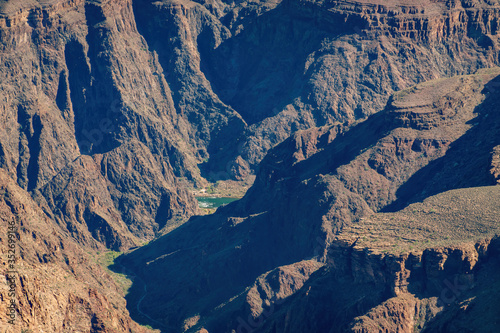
0 0 499 332
120 69 500 332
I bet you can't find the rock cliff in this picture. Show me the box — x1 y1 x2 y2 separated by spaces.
1 0 500 331
137 0 500 172
2 0 500 251
0 169 155 332
121 70 500 332
0 0 200 250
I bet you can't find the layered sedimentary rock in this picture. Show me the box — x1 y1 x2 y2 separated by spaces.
134 0 500 173
2 0 500 331
254 234 500 333
121 71 500 332
1 0 500 250
0 0 201 250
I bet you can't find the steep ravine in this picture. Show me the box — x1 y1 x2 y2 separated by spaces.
2 0 500 251
0 0 201 251
132 0 500 174
0 169 155 332
120 71 500 332
1 0 500 331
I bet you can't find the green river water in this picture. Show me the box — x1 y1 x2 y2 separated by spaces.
195 197 239 208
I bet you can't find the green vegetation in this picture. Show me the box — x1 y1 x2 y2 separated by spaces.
96 251 133 294
98 250 121 267
206 185 215 194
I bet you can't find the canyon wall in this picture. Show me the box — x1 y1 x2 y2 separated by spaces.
1 0 500 331
1 0 500 251
121 70 500 331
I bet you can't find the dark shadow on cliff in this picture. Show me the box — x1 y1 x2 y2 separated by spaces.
118 206 293 332
383 76 500 212
116 74 500 330
248 264 392 333
198 2 325 126
109 256 173 332
250 109 395 194
131 0 369 177
115 109 398 330
66 4 122 155
200 0 369 127
297 112 394 180
251 238 500 333
421 239 500 332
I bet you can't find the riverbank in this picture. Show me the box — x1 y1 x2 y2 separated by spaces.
191 176 255 198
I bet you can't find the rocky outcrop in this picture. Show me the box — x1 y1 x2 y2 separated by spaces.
0 0 202 250
0 170 154 332
121 71 500 332
2 0 500 331
262 236 500 333
1 0 500 251
491 145 500 183
142 0 500 172
33 155 137 251
186 185 500 332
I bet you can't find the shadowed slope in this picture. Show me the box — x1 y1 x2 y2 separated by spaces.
120 71 500 332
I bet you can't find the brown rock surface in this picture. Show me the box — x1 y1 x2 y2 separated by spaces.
126 0 500 175
121 71 500 332
0 0 201 250
1 0 500 252
0 169 155 332
168 0 500 168
1 0 500 331
252 187 500 332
